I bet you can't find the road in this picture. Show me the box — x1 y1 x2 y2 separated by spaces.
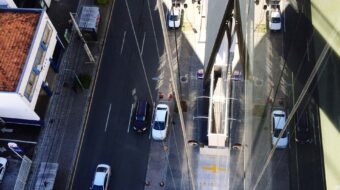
283 0 325 189
71 0 165 189
248 1 290 189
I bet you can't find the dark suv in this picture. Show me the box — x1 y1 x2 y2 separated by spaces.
133 100 149 132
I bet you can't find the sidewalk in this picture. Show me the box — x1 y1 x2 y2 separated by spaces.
145 1 232 190
144 1 205 189
26 0 114 189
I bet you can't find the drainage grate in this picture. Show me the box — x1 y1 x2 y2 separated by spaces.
180 76 188 83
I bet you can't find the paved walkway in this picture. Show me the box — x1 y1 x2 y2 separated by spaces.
145 1 232 190
26 0 114 189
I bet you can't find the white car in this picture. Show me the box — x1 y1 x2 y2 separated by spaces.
168 7 181 29
0 157 7 183
90 164 111 190
271 110 288 148
269 10 282 31
152 104 170 140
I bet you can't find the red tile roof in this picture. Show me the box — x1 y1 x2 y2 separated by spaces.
0 11 40 92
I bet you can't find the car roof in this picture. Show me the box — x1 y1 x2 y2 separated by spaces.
94 172 106 186
273 110 286 130
136 100 147 116
155 104 168 122
0 157 7 164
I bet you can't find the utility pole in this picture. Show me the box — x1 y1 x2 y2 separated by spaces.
69 12 96 63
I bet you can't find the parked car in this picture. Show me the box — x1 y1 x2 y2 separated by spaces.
295 111 313 144
152 104 170 140
271 110 288 148
0 157 7 183
133 100 149 133
269 9 282 31
168 7 181 29
90 164 111 190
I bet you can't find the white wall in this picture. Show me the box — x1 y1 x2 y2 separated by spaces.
204 0 229 69
215 32 229 65
17 11 57 110
0 0 17 8
0 93 40 120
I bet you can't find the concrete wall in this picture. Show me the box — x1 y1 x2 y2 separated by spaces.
204 0 229 69
17 11 57 111
215 32 229 65
0 93 40 120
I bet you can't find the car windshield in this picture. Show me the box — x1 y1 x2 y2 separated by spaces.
154 121 165 130
96 167 107 172
170 15 179 21
274 129 287 138
272 17 281 23
136 115 145 121
92 185 104 190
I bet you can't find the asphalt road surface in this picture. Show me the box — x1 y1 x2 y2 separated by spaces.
71 0 165 189
284 1 324 189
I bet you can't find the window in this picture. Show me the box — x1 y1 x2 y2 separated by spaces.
42 23 52 46
30 23 53 77
24 72 39 101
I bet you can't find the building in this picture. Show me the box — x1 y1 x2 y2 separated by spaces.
0 8 58 126
201 0 340 189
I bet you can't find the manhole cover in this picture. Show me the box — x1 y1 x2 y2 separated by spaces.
180 76 188 83
188 140 198 146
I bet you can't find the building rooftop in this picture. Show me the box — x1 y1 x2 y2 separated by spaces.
0 10 40 92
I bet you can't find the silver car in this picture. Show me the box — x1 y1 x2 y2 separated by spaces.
90 164 111 190
0 157 8 183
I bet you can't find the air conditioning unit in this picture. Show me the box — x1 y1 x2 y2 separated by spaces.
36 64 43 72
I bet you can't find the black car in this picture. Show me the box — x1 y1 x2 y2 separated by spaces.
133 100 149 132
295 111 313 144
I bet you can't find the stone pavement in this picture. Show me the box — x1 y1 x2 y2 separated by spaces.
26 0 115 189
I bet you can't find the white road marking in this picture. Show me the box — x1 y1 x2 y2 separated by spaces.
125 0 154 101
105 104 112 132
141 32 146 55
0 138 37 144
127 103 134 133
120 31 127 55
149 102 156 139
